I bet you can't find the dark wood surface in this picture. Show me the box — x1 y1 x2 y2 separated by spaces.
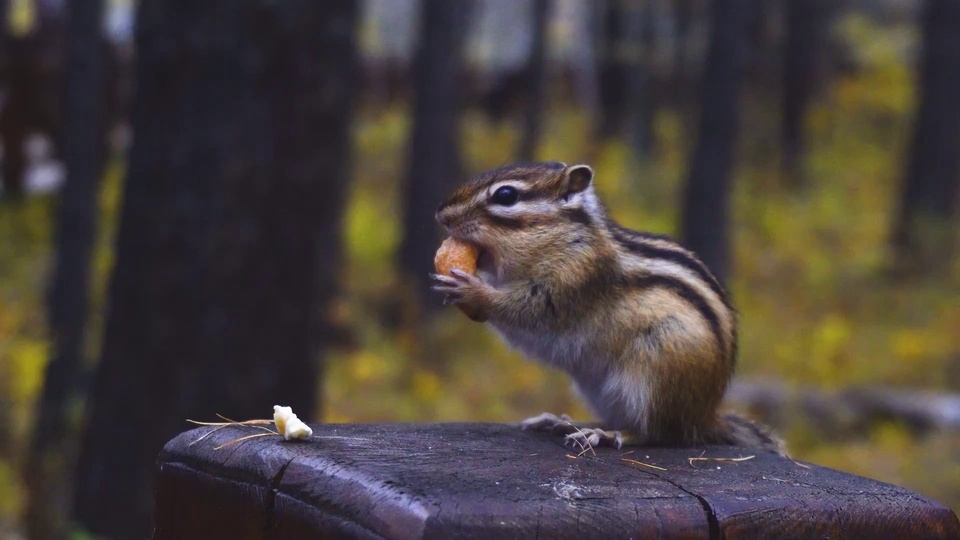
154 422 960 539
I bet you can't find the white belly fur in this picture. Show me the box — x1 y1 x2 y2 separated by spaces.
490 321 652 434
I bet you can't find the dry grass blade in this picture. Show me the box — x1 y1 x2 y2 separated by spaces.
688 454 756 467
576 442 594 458
186 419 234 426
187 415 279 448
188 424 231 446
215 414 272 425
185 418 272 427
214 432 277 450
563 420 597 457
620 457 667 471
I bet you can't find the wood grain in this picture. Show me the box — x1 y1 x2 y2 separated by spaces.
154 423 960 539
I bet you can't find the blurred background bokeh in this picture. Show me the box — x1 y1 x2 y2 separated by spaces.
1 0 959 537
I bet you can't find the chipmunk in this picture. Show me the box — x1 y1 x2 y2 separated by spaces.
432 162 783 453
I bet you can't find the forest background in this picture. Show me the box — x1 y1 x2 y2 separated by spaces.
1 0 959 538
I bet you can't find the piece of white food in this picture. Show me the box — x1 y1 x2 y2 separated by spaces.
273 405 313 440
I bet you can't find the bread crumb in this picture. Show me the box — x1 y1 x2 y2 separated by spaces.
273 405 313 440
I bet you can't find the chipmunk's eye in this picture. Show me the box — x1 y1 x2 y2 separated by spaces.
491 186 519 206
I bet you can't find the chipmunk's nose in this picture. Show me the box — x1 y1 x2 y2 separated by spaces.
436 203 453 228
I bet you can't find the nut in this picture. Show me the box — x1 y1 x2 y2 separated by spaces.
434 237 487 322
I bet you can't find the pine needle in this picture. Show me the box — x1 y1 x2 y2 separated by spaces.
186 415 279 448
563 420 597 457
188 424 230 446
185 418 272 427
688 454 756 467
620 457 667 471
214 432 277 450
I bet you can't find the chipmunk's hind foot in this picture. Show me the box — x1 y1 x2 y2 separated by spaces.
520 412 623 449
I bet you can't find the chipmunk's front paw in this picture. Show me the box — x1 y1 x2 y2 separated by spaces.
431 269 494 310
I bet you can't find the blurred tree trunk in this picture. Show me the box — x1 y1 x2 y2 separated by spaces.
891 0 960 275
72 1 358 537
0 0 8 462
26 0 106 537
0 0 11 199
0 0 6 65
0 35 27 200
679 0 758 285
633 0 656 157
1 3 67 201
400 0 471 312
781 0 830 188
671 0 695 121
597 0 654 157
597 0 629 140
673 0 692 84
518 0 550 162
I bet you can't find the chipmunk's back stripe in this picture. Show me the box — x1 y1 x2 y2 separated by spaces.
612 227 728 306
629 274 726 357
605 220 673 244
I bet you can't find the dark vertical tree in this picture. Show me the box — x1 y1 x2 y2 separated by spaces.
891 0 960 274
596 0 629 140
0 32 28 199
633 0 657 157
26 0 107 537
0 0 8 459
0 0 6 68
0 2 66 200
596 0 654 158
518 0 551 162
0 0 9 199
71 1 358 537
400 0 472 311
781 0 831 187
672 0 694 103
680 0 759 285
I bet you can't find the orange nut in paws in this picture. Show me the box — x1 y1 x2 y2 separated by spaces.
434 237 487 322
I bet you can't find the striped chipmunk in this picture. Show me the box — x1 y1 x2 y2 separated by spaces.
432 161 784 453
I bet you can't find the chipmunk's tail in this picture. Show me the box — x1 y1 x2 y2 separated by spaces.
707 412 786 455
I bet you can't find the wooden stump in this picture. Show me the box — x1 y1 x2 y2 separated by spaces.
154 423 960 539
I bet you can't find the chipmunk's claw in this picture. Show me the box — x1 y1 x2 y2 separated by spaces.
564 428 622 450
431 273 463 301
431 271 491 310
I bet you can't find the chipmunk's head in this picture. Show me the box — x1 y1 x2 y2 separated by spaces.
436 162 604 278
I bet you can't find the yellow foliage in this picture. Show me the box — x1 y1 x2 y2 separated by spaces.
0 460 23 523
8 0 36 37
411 370 442 402
834 13 916 116
809 314 853 383
7 340 48 405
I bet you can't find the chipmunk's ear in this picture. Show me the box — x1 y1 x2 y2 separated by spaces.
562 164 594 196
